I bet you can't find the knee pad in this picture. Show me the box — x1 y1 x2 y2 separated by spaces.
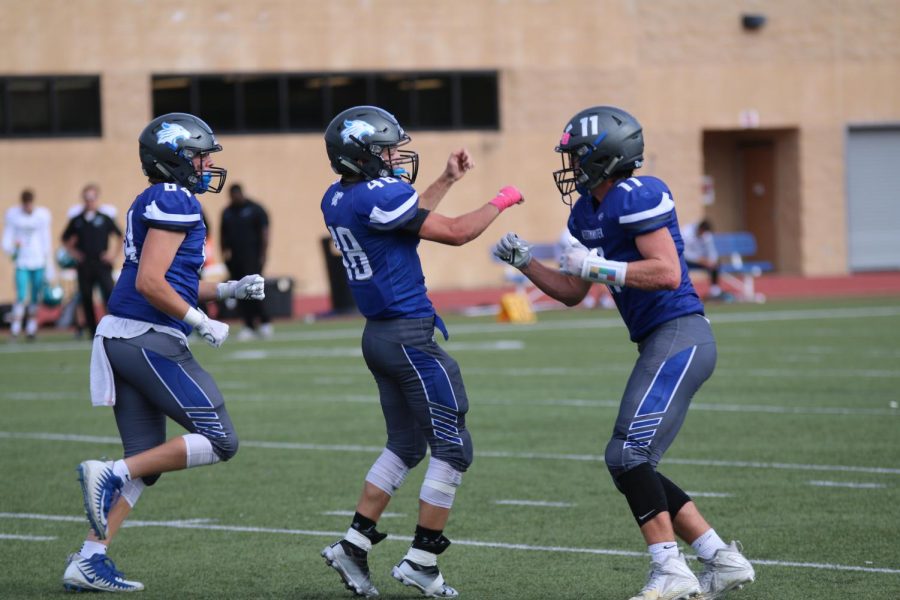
386 436 428 469
213 434 239 462
430 429 474 473
419 458 462 509
183 433 223 467
365 449 410 496
614 463 668 527
121 477 146 507
658 472 692 518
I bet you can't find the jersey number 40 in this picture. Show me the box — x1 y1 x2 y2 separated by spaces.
328 226 372 281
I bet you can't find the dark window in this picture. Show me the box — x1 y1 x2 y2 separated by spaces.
242 76 281 131
57 77 101 133
151 70 499 134
9 79 51 135
0 76 102 138
198 76 237 132
287 75 325 130
374 74 411 124
153 76 192 116
329 75 368 116
413 75 453 129
460 74 499 129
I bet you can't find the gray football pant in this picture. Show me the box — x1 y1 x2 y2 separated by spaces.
104 332 239 482
362 317 474 472
605 314 717 478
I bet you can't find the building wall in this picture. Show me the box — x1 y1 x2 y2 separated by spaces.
1 0 899 302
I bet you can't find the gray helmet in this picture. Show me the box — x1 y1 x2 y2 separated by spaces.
139 113 226 194
324 105 419 184
553 106 644 205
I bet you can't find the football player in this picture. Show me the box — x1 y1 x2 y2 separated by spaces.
62 113 265 592
319 105 523 598
493 106 755 600
2 189 54 339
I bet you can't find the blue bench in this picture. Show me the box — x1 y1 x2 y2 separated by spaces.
711 232 773 303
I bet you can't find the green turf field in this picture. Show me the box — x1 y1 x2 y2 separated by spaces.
1 296 899 599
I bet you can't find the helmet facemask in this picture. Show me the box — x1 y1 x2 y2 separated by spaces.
347 133 419 185
553 144 623 206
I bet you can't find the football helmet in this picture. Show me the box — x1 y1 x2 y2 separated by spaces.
42 283 65 307
138 113 226 194
553 106 644 205
325 106 419 184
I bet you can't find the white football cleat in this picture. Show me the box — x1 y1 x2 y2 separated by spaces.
62 553 144 592
322 539 380 597
391 559 458 598
698 541 756 599
77 460 123 540
628 553 701 600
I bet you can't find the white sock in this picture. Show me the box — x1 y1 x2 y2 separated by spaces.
648 541 679 565
692 528 728 560
112 459 131 483
79 540 107 559
344 527 372 552
404 547 437 567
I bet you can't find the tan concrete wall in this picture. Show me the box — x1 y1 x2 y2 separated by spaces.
1 0 899 302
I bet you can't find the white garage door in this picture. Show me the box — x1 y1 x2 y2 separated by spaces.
846 127 900 271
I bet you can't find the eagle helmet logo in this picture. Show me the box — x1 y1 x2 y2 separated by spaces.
341 120 376 145
156 122 192 149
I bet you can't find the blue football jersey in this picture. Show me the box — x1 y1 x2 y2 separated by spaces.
568 176 704 342
321 176 435 320
107 183 207 335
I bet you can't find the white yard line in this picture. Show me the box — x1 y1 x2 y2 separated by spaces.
0 533 56 541
1 306 898 355
2 512 897 575
5 390 897 418
684 491 735 498
322 510 406 518
494 500 575 507
808 480 887 489
2 431 899 476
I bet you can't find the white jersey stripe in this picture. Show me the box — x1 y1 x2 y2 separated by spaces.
369 192 418 225
619 191 675 225
143 200 202 223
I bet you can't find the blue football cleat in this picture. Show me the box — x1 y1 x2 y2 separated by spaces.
62 553 144 592
77 460 123 540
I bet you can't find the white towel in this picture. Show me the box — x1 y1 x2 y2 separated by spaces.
90 333 116 406
89 315 190 407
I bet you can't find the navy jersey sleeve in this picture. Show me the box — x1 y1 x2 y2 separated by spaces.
140 185 204 232
616 177 676 237
354 178 419 232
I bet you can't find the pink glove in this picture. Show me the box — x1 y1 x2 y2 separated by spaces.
489 185 524 212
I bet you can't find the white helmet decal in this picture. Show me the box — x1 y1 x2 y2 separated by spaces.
156 122 192 149
341 120 377 145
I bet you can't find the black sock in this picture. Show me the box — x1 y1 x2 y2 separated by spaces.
351 512 377 533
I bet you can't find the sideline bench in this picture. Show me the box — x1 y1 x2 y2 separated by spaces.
711 232 773 303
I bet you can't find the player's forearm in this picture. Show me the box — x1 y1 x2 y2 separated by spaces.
197 281 220 303
136 275 193 321
521 260 590 306
445 204 500 246
419 173 455 211
622 257 681 291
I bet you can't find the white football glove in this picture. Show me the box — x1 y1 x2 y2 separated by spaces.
559 240 591 276
183 307 230 348
493 232 533 269
217 274 265 300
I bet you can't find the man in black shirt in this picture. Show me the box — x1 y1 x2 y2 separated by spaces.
62 184 123 337
220 183 272 340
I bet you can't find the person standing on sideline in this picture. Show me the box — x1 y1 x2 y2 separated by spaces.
493 106 754 600
2 189 54 339
319 105 523 599
62 184 123 337
220 183 272 340
62 113 265 592
682 219 729 301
